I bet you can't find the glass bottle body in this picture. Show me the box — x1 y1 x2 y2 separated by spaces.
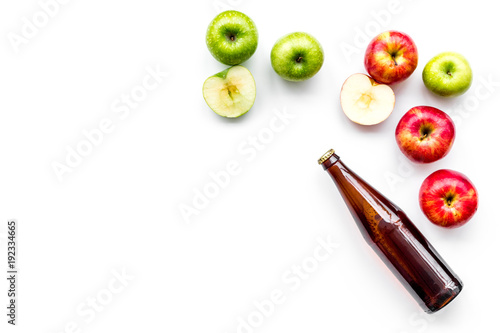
320 151 462 313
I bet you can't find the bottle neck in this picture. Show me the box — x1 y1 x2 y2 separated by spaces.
321 153 370 196
321 154 363 208
322 154 359 196
321 153 402 228
320 152 341 171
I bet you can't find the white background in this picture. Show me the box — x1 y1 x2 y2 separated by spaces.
1 0 499 332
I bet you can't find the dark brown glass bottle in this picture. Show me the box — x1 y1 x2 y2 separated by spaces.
318 149 463 313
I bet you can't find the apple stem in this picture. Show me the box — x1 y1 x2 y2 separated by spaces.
389 51 398 66
444 193 456 206
296 56 303 63
419 124 433 141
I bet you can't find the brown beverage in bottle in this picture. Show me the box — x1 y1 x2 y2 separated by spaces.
318 149 462 313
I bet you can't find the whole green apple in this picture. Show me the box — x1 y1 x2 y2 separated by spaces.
422 52 472 97
270 32 324 82
206 10 258 65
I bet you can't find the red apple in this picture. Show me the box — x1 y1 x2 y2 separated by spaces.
364 31 418 84
419 169 478 228
395 106 455 163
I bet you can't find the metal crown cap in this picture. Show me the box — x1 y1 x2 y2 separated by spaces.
318 149 335 164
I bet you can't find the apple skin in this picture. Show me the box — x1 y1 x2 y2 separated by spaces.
364 31 418 84
206 10 258 65
271 32 324 82
395 106 455 163
419 169 478 228
422 52 472 97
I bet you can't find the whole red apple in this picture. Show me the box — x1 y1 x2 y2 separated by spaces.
419 169 478 228
395 106 455 163
364 31 418 84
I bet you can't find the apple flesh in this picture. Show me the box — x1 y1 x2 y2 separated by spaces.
202 65 256 118
419 169 478 228
395 106 455 163
422 52 472 97
206 10 258 65
364 31 418 84
340 73 395 125
270 32 324 82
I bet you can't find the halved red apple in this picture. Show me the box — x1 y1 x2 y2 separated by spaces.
340 73 395 125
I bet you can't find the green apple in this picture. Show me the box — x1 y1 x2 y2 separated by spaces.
202 65 256 118
422 52 472 97
206 10 258 65
270 32 324 82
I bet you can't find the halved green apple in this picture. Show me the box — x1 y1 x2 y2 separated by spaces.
203 65 256 118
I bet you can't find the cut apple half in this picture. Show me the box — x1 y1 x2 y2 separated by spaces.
340 73 395 125
203 65 256 118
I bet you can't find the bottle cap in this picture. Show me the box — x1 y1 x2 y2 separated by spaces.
318 149 335 164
